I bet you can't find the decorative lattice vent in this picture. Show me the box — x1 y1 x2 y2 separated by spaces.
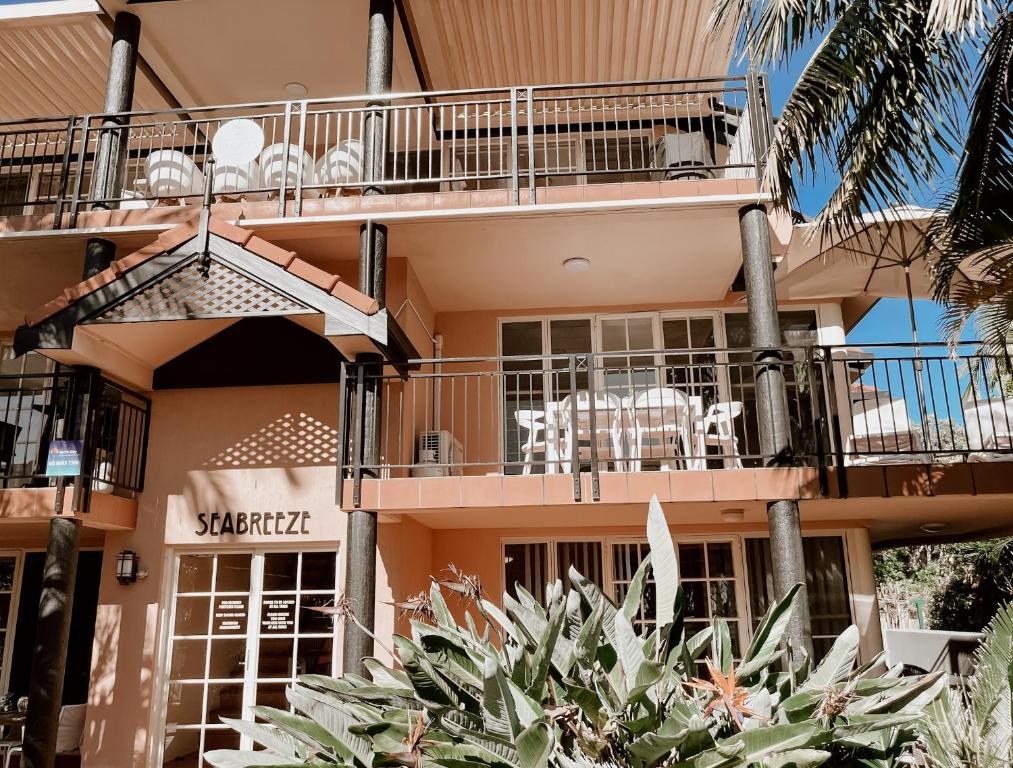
88 259 309 323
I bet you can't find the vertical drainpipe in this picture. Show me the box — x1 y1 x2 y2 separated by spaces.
84 11 141 279
22 367 101 768
738 70 813 657
342 0 394 678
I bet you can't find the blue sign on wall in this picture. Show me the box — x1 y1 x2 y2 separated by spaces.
46 440 82 477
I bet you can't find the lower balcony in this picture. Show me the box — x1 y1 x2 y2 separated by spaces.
0 368 150 527
338 343 1013 510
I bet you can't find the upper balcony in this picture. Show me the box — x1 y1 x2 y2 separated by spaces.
0 75 770 234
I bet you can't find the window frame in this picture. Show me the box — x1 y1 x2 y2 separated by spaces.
500 534 751 651
0 550 24 697
740 530 856 655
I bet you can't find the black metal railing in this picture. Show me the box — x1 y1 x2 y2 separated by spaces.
337 343 1013 504
0 75 770 225
338 346 828 503
825 342 1013 463
0 367 150 509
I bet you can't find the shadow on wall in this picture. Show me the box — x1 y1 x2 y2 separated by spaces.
202 411 338 469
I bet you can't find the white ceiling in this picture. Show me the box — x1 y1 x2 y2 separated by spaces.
261 203 747 312
0 2 166 120
406 0 735 90
98 0 420 107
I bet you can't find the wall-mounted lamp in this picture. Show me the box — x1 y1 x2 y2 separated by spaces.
116 550 139 585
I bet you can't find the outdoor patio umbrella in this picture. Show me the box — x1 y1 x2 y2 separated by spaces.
775 205 944 346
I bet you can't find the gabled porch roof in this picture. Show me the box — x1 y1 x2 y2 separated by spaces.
14 218 417 389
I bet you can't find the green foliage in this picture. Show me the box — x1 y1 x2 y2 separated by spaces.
929 539 1013 632
919 601 1013 767
874 540 1013 632
207 498 944 768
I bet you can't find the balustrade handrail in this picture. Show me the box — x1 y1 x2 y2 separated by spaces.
0 74 769 227
336 343 1013 506
0 368 151 505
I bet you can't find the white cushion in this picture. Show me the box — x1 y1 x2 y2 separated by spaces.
55 704 86 753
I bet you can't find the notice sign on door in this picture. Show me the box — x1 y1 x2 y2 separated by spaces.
261 598 296 632
45 440 82 477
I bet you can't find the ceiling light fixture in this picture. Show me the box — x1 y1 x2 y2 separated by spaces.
920 522 948 534
720 508 745 523
285 82 308 98
563 257 590 273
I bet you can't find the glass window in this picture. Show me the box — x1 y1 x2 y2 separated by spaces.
612 539 744 661
162 551 339 767
503 542 549 604
744 536 852 660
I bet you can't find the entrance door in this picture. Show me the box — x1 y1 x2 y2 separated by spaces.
160 551 339 767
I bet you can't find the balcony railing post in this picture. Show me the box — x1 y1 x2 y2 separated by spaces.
746 69 771 178
351 363 365 508
293 100 308 216
822 346 848 497
278 100 294 217
568 355 581 502
68 367 103 514
69 120 90 228
510 87 521 204
525 87 536 203
586 355 601 501
53 116 77 229
335 361 348 505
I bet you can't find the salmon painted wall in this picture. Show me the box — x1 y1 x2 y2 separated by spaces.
82 384 347 767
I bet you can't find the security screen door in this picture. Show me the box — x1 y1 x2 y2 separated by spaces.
161 551 339 767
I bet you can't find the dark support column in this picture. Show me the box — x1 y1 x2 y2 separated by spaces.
22 517 81 768
738 203 813 656
91 12 140 211
343 0 393 678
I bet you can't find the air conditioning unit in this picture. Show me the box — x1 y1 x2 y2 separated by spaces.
411 430 464 478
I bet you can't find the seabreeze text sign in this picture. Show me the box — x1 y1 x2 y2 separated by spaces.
195 510 311 536
45 440 83 477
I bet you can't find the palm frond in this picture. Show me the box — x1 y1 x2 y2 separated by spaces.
760 0 966 241
969 600 1013 766
927 0 991 37
932 10 1013 349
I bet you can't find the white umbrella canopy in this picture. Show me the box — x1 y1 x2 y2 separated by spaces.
775 205 941 304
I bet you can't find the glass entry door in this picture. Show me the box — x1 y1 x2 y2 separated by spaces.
161 550 339 767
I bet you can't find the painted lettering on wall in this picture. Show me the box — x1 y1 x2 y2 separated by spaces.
194 511 311 537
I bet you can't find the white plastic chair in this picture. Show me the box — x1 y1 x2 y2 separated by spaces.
514 409 546 475
212 159 262 198
702 402 744 468
259 143 315 193
558 392 625 473
628 388 692 471
144 150 205 199
314 139 364 192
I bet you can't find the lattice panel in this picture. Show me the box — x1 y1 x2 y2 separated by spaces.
89 259 309 323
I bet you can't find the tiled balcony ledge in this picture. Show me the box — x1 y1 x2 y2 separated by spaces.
0 487 137 530
342 467 822 512
0 178 761 236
